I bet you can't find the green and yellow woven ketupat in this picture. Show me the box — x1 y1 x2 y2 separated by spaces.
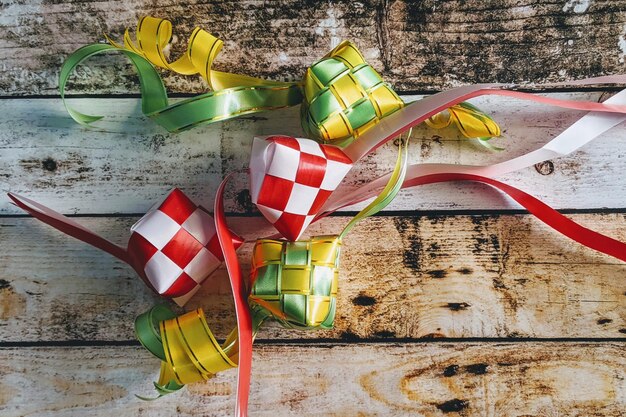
249 236 341 329
60 16 500 146
301 41 405 147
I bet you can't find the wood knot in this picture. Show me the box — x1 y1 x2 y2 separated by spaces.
352 294 377 306
443 364 459 377
465 363 488 375
42 158 57 172
436 399 469 413
447 302 471 311
534 160 554 175
427 269 447 278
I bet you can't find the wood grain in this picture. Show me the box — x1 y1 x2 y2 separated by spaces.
0 343 624 416
1 214 624 342
2 92 625 215
1 1 625 95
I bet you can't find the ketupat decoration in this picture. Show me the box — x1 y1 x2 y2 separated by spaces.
60 16 500 144
249 135 354 241
134 133 411 411
248 236 340 329
9 13 626 417
7 188 243 306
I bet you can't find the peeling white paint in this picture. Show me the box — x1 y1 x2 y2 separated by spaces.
618 24 626 63
315 8 343 49
562 0 592 13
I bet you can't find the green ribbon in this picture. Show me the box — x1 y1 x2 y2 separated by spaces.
60 44 303 132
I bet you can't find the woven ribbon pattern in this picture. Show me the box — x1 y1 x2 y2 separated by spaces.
301 41 404 147
249 236 341 329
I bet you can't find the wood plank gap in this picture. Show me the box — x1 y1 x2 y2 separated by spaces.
2 208 625 219
3 86 624 100
2 337 624 349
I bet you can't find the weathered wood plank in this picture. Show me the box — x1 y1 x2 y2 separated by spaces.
1 214 624 342
0 343 623 416
2 92 625 215
1 0 625 95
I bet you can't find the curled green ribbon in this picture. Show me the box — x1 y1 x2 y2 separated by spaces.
61 17 499 143
60 21 303 132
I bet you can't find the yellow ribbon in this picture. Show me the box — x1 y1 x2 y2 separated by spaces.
107 16 294 91
158 309 238 386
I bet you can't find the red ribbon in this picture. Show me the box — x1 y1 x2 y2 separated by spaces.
315 174 626 262
214 175 254 417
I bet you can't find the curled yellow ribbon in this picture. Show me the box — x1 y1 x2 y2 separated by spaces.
62 16 500 144
107 16 293 91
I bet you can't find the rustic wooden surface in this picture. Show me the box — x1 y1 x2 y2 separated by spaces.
1 0 626 94
1 1 625 416
1 343 624 417
2 93 626 215
1 214 625 342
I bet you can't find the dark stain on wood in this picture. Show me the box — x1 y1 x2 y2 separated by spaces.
0 279 11 290
492 278 507 289
619 329 626 334
76 166 93 174
443 364 459 377
597 318 613 325
465 363 488 375
457 267 473 275
41 158 57 172
340 330 361 341
427 242 440 258
394 217 422 273
148 134 167 152
352 294 377 306
427 269 447 279
535 161 555 175
372 330 396 338
235 189 255 213
447 302 471 311
420 332 446 339
436 399 469 413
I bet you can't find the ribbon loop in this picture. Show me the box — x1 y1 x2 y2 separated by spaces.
60 17 303 132
160 308 238 384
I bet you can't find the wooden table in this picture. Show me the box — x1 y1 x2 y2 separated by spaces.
1 1 625 416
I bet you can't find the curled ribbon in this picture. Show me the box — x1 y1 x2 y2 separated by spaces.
7 188 243 306
62 16 498 142
61 17 302 132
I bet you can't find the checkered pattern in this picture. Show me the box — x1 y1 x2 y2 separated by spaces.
249 136 353 241
301 41 404 147
249 236 341 329
127 188 243 305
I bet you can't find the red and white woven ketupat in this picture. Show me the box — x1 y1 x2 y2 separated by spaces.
249 136 353 240
7 188 243 306
127 188 243 305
